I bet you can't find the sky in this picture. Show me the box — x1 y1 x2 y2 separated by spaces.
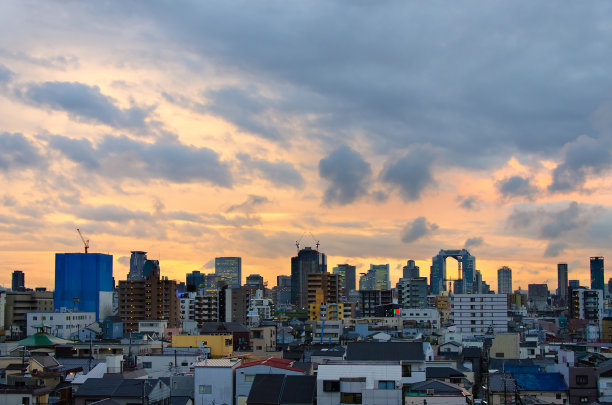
1 1 612 291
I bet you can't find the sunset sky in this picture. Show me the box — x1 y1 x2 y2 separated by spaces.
1 2 612 291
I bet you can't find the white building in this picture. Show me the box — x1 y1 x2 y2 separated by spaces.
179 292 196 321
194 358 241 405
317 361 403 405
451 294 507 336
400 308 440 328
311 320 342 344
26 310 96 339
247 289 273 326
138 320 167 338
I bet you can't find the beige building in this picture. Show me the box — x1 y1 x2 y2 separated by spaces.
489 333 520 359
4 290 53 334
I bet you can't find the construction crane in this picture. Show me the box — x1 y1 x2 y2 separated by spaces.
443 261 463 293
295 232 320 252
77 228 89 254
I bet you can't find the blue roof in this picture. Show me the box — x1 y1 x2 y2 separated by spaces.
514 372 567 391
500 365 541 374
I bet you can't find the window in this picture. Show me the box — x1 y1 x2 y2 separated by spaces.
199 385 212 394
580 397 589 403
32 316 37 320
556 394 562 400
142 362 152 369
340 393 362 404
181 362 188 366
576 375 588 385
22 397 30 405
402 364 412 377
225 339 232 346
323 380 340 392
378 381 395 389
244 374 255 382
496 353 504 358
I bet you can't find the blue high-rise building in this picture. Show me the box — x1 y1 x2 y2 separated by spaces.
591 256 605 292
430 249 475 295
54 253 113 321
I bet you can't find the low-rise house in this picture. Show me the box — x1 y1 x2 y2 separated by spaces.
405 380 472 405
426 367 466 386
598 364 612 403
487 372 567 405
199 322 250 351
567 366 597 405
439 341 462 355
73 377 170 405
0 384 52 405
236 357 306 405
194 358 241 405
102 316 123 339
317 361 403 405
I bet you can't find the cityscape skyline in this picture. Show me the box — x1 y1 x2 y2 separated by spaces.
2 3 612 290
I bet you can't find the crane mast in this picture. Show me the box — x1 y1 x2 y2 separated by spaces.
77 228 89 254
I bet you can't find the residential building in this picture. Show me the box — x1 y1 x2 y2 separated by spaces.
397 277 427 308
172 335 234 358
199 322 250 351
400 308 440 329
102 316 123 339
26 310 95 339
402 260 420 279
598 365 612 403
567 367 597 405
497 266 512 294
309 302 345 321
527 283 549 311
73 378 171 405
558 262 568 304
291 247 326 308
333 264 356 298
489 333 520 359
359 290 393 317
194 358 241 405
235 358 306 404
117 266 180 334
487 373 567 405
307 272 340 305
569 287 604 322
54 252 113 321
138 320 167 338
311 320 342 344
405 380 471 405
247 289 273 326
11 270 25 292
250 325 277 354
247 374 316 405
4 290 54 333
215 256 242 289
451 294 508 335
591 256 604 292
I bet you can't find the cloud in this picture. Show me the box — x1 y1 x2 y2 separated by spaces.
464 237 484 249
2 194 17 207
238 153 304 188
401 217 438 243
544 241 567 257
22 81 150 129
73 204 152 223
48 134 233 186
0 132 45 171
117 256 130 266
227 195 270 213
457 195 481 210
202 259 215 270
319 146 372 205
381 148 435 201
0 64 13 83
548 135 612 193
497 175 539 200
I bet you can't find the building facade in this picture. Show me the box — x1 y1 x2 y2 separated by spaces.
402 260 420 280
497 266 512 294
333 264 356 298
215 257 242 289
26 310 96 339
397 277 427 308
451 294 508 335
558 262 569 304
591 256 605 292
11 271 25 292
291 247 326 308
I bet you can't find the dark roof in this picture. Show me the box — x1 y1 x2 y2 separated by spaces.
462 347 482 358
75 378 163 398
408 380 465 395
440 341 462 347
426 367 465 379
199 322 249 333
280 375 316 404
90 400 121 405
310 349 345 357
346 342 424 361
521 341 537 347
489 373 567 392
489 358 538 372
247 374 285 404
6 364 28 371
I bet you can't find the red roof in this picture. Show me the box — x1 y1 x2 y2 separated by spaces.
236 357 306 373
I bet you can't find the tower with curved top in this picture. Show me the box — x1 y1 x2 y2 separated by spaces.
429 249 475 295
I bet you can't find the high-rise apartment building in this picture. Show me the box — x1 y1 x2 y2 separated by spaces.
307 273 340 305
558 263 568 304
55 253 113 321
451 294 508 335
291 247 326 308
497 266 512 294
569 287 603 322
11 270 25 292
333 264 356 298
397 277 428 308
4 290 53 333
117 266 180 334
128 251 148 281
358 289 393 317
590 256 604 292
402 260 420 279
527 284 550 311
215 257 242 289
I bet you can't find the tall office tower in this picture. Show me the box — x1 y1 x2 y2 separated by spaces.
55 253 113 321
11 270 25 292
608 278 612 297
276 275 292 307
558 263 569 304
359 271 375 291
569 280 580 289
215 257 242 289
202 273 221 291
128 251 148 281
402 260 420 279
186 271 204 292
397 277 428 308
590 256 605 292
333 264 356 298
430 249 475 295
370 264 390 290
497 266 512 294
117 266 180 334
527 284 550 311
307 273 340 305
291 247 326 308
473 270 483 294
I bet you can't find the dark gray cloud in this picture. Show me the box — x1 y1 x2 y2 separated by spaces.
497 175 539 200
401 217 438 243
381 148 435 201
73 204 152 223
319 146 372 205
2 194 17 207
48 134 233 186
549 135 612 192
117 256 130 266
464 237 484 249
0 64 13 83
227 195 270 213
458 195 481 211
22 81 150 129
544 242 567 258
0 132 45 171
237 153 304 188
202 259 215 269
